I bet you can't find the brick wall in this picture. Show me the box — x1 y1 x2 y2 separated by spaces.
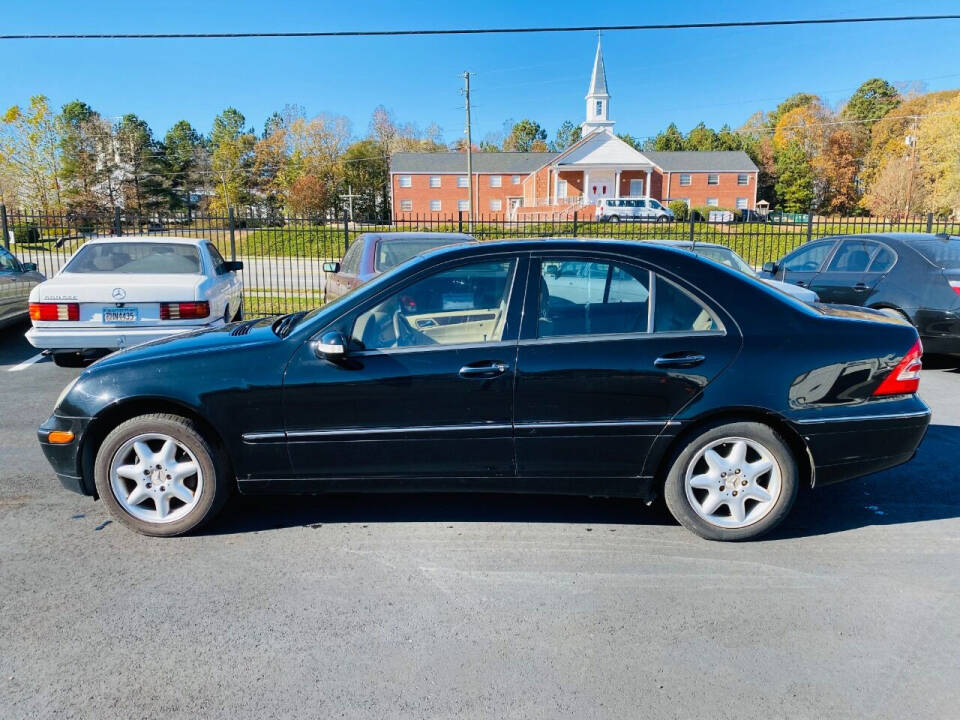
661 171 757 209
392 172 525 220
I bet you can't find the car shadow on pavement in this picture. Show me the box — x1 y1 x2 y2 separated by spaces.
202 424 960 540
923 354 960 372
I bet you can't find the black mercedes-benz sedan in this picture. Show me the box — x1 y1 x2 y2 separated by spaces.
761 233 960 355
38 239 931 541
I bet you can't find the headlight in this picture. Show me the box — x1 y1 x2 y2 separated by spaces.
54 376 80 412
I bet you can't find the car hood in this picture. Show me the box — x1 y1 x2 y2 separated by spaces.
31 272 205 303
759 277 819 302
91 316 282 368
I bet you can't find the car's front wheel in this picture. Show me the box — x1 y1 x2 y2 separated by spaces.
663 421 799 541
94 413 230 536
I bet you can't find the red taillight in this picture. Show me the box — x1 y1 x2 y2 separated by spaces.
29 302 79 322
160 301 210 320
873 339 923 396
949 280 960 296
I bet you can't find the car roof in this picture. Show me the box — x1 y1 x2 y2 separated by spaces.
650 239 730 250
412 237 700 265
821 232 957 245
360 232 476 242
82 235 206 247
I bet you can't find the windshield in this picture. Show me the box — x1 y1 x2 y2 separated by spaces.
692 245 756 276
64 242 201 274
908 236 960 269
375 237 469 272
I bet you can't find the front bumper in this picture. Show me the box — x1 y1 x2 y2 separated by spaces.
26 323 218 351
792 398 931 486
37 414 94 495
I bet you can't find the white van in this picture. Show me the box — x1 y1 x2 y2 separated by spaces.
597 197 674 223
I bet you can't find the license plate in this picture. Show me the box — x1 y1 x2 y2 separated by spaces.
103 308 138 323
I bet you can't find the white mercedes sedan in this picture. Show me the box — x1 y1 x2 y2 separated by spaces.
27 236 243 366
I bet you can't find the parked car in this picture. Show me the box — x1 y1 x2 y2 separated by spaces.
323 232 475 302
26 236 243 366
652 240 820 302
0 246 45 329
761 233 960 354
39 238 929 541
597 197 674 223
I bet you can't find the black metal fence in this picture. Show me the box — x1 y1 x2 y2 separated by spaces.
4 205 959 317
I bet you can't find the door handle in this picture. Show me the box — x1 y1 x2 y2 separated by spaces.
794 280 807 287
654 353 706 369
853 283 869 292
459 361 509 378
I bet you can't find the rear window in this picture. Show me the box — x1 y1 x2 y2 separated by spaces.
908 236 960 269
375 237 469 272
65 242 201 274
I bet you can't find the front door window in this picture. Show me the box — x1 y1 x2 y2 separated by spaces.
351 259 516 351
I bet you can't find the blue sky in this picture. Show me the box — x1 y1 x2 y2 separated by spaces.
3 0 960 144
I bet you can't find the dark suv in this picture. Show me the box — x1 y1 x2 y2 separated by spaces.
762 233 960 354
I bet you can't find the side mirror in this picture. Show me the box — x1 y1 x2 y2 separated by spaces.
322 261 340 274
21 262 38 272
762 261 779 275
313 331 346 358
222 261 243 273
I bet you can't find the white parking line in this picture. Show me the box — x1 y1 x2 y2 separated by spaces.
7 353 47 372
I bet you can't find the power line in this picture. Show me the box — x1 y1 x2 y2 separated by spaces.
3 15 960 40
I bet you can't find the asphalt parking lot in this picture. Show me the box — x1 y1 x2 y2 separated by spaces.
2 318 959 719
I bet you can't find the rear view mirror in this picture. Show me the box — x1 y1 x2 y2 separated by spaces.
313 331 346 358
322 262 340 273
21 262 38 272
222 261 243 273
762 261 778 274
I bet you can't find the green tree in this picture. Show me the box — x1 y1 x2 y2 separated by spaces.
163 120 205 212
342 139 388 221
843 78 901 124
58 101 101 212
551 121 581 151
685 122 719 151
209 107 256 213
775 140 815 212
616 133 643 151
503 119 547 152
652 122 684 151
116 114 166 216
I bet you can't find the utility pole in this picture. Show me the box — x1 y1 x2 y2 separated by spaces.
461 72 474 227
904 116 919 219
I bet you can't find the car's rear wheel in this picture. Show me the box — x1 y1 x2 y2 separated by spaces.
607 215 620 223
94 413 230 537
663 421 798 541
657 215 669 223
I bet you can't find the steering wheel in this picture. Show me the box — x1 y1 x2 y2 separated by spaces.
392 304 417 347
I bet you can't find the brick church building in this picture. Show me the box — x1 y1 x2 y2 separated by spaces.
390 40 758 220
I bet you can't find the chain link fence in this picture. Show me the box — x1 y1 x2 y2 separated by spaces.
4 205 958 316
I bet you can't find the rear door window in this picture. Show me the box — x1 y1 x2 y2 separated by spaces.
826 239 879 272
868 246 897 273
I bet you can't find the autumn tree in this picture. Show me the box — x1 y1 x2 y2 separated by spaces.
816 129 860 213
0 95 62 211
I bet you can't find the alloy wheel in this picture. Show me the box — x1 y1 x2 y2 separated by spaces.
683 436 782 529
109 433 204 524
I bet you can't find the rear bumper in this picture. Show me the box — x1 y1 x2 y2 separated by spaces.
915 309 960 355
792 399 931 486
37 414 94 495
26 322 220 351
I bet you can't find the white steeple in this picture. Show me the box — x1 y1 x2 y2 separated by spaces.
582 37 614 136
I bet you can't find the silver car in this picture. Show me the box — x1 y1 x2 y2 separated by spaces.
0 246 45 329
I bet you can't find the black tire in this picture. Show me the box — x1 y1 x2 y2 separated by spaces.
662 420 799 541
94 413 231 537
52 351 87 368
656 215 669 223
608 215 620 223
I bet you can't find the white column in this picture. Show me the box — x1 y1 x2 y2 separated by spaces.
615 170 621 198
645 169 652 199
552 167 559 206
584 170 591 204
